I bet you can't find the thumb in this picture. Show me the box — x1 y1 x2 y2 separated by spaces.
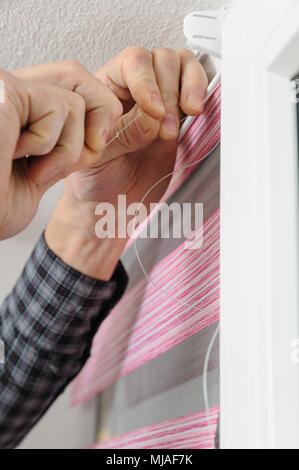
0 101 19 188
103 105 161 161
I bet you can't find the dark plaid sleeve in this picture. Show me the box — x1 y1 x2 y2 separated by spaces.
0 233 128 449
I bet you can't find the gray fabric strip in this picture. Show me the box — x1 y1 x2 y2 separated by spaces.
98 321 219 438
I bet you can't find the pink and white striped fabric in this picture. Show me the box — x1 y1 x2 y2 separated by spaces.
164 86 221 200
72 85 221 440
92 407 219 449
126 84 221 244
72 209 219 404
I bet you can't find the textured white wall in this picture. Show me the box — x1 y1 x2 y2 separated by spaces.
0 0 227 449
1 0 227 71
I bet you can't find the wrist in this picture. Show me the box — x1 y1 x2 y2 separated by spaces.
45 196 128 281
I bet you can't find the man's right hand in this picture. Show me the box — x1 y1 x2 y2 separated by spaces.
0 68 122 240
45 49 207 281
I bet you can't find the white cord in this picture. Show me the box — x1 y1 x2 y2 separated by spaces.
106 112 144 147
106 113 190 148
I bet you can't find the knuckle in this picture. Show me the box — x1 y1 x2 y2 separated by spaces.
116 115 156 150
155 47 180 67
111 96 123 120
56 98 70 120
126 46 152 65
141 121 160 144
49 98 69 131
118 127 133 149
70 92 86 113
63 59 84 73
115 115 133 148
4 75 32 120
179 48 195 58
126 46 150 58
155 47 177 59
2 82 20 111
37 136 57 155
162 90 179 105
61 60 86 85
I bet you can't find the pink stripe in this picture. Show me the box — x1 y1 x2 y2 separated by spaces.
90 407 219 449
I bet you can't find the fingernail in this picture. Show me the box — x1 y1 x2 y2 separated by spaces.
162 113 178 137
188 91 205 112
151 93 165 115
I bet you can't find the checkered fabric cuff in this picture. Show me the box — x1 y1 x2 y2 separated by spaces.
0 233 128 448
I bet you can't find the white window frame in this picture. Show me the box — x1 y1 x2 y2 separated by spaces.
220 0 299 449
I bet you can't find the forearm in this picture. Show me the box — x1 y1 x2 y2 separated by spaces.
45 195 128 281
0 207 128 448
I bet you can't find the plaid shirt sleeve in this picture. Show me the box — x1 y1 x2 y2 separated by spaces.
0 233 128 449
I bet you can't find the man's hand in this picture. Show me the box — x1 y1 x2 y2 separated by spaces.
97 47 208 139
0 65 122 240
66 48 208 203
13 61 123 155
45 49 208 280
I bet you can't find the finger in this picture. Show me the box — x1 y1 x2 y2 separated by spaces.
14 61 123 154
0 71 21 196
153 48 181 140
79 78 123 153
27 89 86 190
14 82 69 159
101 105 160 162
62 61 123 153
178 49 208 116
95 47 165 120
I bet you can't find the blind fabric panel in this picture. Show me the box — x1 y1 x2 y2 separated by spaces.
71 86 221 407
72 209 219 404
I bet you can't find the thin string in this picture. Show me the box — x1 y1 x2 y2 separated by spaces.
105 113 190 148
106 112 144 147
24 112 188 160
